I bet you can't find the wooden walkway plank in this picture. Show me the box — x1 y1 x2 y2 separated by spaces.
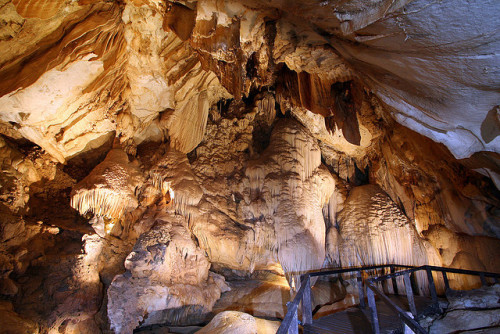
304 295 433 334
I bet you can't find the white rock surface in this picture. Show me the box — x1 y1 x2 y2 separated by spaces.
246 119 334 277
335 185 431 268
108 210 229 334
196 311 280 334
71 148 143 222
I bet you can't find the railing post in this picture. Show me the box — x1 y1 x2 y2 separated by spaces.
426 267 438 305
367 286 380 334
357 270 366 308
403 273 417 318
480 272 487 286
390 265 399 295
442 270 450 291
301 275 312 326
410 271 419 296
287 302 299 334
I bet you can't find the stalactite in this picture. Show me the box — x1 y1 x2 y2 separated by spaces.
70 148 143 221
246 119 334 280
149 146 203 216
335 184 435 293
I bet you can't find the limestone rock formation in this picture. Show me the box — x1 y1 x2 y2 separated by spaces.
246 119 335 277
446 284 500 310
70 147 143 223
0 1 124 163
334 184 432 267
212 275 291 319
190 100 280 273
149 146 203 213
107 209 229 333
196 311 280 334
427 284 500 334
0 0 499 333
0 300 39 334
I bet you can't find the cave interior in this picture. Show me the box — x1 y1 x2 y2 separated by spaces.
0 0 499 333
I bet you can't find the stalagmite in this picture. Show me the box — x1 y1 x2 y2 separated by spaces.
107 209 229 334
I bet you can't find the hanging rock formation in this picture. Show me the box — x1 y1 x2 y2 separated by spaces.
0 0 499 333
149 146 203 213
246 119 334 277
70 147 143 223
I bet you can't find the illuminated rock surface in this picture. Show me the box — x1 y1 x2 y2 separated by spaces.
334 184 431 267
0 0 499 333
71 147 143 222
425 284 500 334
197 311 280 334
149 146 204 213
246 119 335 277
107 209 229 333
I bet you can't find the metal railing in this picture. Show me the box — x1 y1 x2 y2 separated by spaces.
365 265 500 334
277 264 500 334
276 264 415 334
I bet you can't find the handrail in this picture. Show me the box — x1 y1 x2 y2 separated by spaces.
277 264 500 334
276 274 310 334
276 264 410 334
365 265 500 334
309 264 415 277
366 282 426 334
369 265 500 282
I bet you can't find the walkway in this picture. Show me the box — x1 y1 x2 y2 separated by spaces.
304 295 432 334
277 265 500 334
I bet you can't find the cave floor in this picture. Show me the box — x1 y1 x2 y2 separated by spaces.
305 295 433 334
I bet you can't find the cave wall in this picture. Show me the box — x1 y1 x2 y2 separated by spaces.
0 0 499 333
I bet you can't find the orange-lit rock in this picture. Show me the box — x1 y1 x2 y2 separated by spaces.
71 147 143 223
0 1 499 333
197 311 280 334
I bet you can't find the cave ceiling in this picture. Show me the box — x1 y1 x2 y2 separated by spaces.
0 0 498 174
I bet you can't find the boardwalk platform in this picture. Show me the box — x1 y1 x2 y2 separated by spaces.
304 295 433 334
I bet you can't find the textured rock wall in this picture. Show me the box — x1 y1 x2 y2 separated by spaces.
189 98 280 273
71 147 143 223
107 209 228 334
425 284 500 333
246 119 334 277
0 1 125 163
0 1 499 333
333 184 432 268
